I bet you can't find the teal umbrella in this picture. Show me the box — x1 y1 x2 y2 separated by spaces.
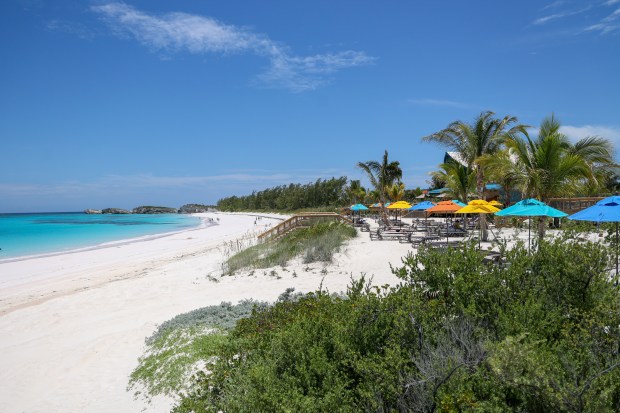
350 203 369 223
568 196 620 277
452 200 466 207
495 198 567 250
350 204 369 211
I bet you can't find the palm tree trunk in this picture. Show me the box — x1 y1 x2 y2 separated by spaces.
476 168 488 241
537 216 546 243
379 193 390 227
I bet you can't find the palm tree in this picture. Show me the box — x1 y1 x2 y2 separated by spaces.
357 150 402 225
387 182 405 202
346 180 366 204
481 149 518 206
423 111 528 240
431 160 475 229
506 114 615 238
431 160 475 204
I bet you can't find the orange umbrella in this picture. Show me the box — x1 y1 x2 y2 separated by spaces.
426 201 462 244
426 200 462 213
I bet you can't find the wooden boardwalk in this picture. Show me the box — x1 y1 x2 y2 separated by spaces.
547 197 605 214
257 212 352 243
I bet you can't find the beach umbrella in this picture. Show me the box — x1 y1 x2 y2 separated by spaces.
489 200 503 207
568 196 620 277
350 203 369 222
426 201 463 244
409 201 436 227
495 198 567 250
408 201 436 211
455 200 500 248
452 200 466 207
387 201 412 222
350 203 369 211
387 201 412 209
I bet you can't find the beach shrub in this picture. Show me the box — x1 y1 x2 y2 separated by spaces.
223 221 356 275
128 300 268 400
172 235 620 412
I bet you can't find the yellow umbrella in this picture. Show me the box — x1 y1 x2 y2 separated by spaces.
387 201 412 225
489 200 503 207
455 201 500 214
387 201 412 209
455 200 500 247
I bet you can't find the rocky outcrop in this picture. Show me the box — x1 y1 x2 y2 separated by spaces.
132 206 178 214
101 208 131 214
179 204 213 214
84 209 102 214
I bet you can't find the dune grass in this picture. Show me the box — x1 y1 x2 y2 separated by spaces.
222 221 357 275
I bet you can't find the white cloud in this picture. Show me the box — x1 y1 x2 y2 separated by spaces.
533 6 591 25
90 3 374 92
560 125 620 143
408 98 472 108
585 7 620 34
528 124 620 146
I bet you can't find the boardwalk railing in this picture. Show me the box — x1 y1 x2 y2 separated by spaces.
257 212 352 243
547 197 605 214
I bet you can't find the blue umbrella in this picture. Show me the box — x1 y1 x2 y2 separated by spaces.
408 201 436 228
452 200 466 207
568 196 620 277
350 204 369 211
408 201 436 211
495 198 568 250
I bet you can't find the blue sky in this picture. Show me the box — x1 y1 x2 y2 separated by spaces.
1 0 619 212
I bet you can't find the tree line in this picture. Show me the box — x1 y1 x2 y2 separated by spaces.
216 177 349 211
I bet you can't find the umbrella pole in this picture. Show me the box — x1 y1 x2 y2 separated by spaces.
528 218 531 252
616 222 618 279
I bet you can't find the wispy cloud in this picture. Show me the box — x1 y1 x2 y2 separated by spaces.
532 6 591 25
0 170 351 198
408 98 472 109
585 6 620 34
530 1 620 36
89 3 375 92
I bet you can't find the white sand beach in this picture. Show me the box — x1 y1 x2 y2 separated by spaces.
0 212 415 413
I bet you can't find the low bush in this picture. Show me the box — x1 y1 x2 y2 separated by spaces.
128 300 269 400
173 235 620 412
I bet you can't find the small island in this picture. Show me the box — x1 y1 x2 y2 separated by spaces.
132 206 179 214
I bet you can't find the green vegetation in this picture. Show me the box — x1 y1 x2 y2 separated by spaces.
169 235 620 412
217 177 349 211
423 111 528 240
223 221 356 275
357 149 403 224
128 300 269 400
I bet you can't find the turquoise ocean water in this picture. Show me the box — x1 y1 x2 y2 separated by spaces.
0 213 202 260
